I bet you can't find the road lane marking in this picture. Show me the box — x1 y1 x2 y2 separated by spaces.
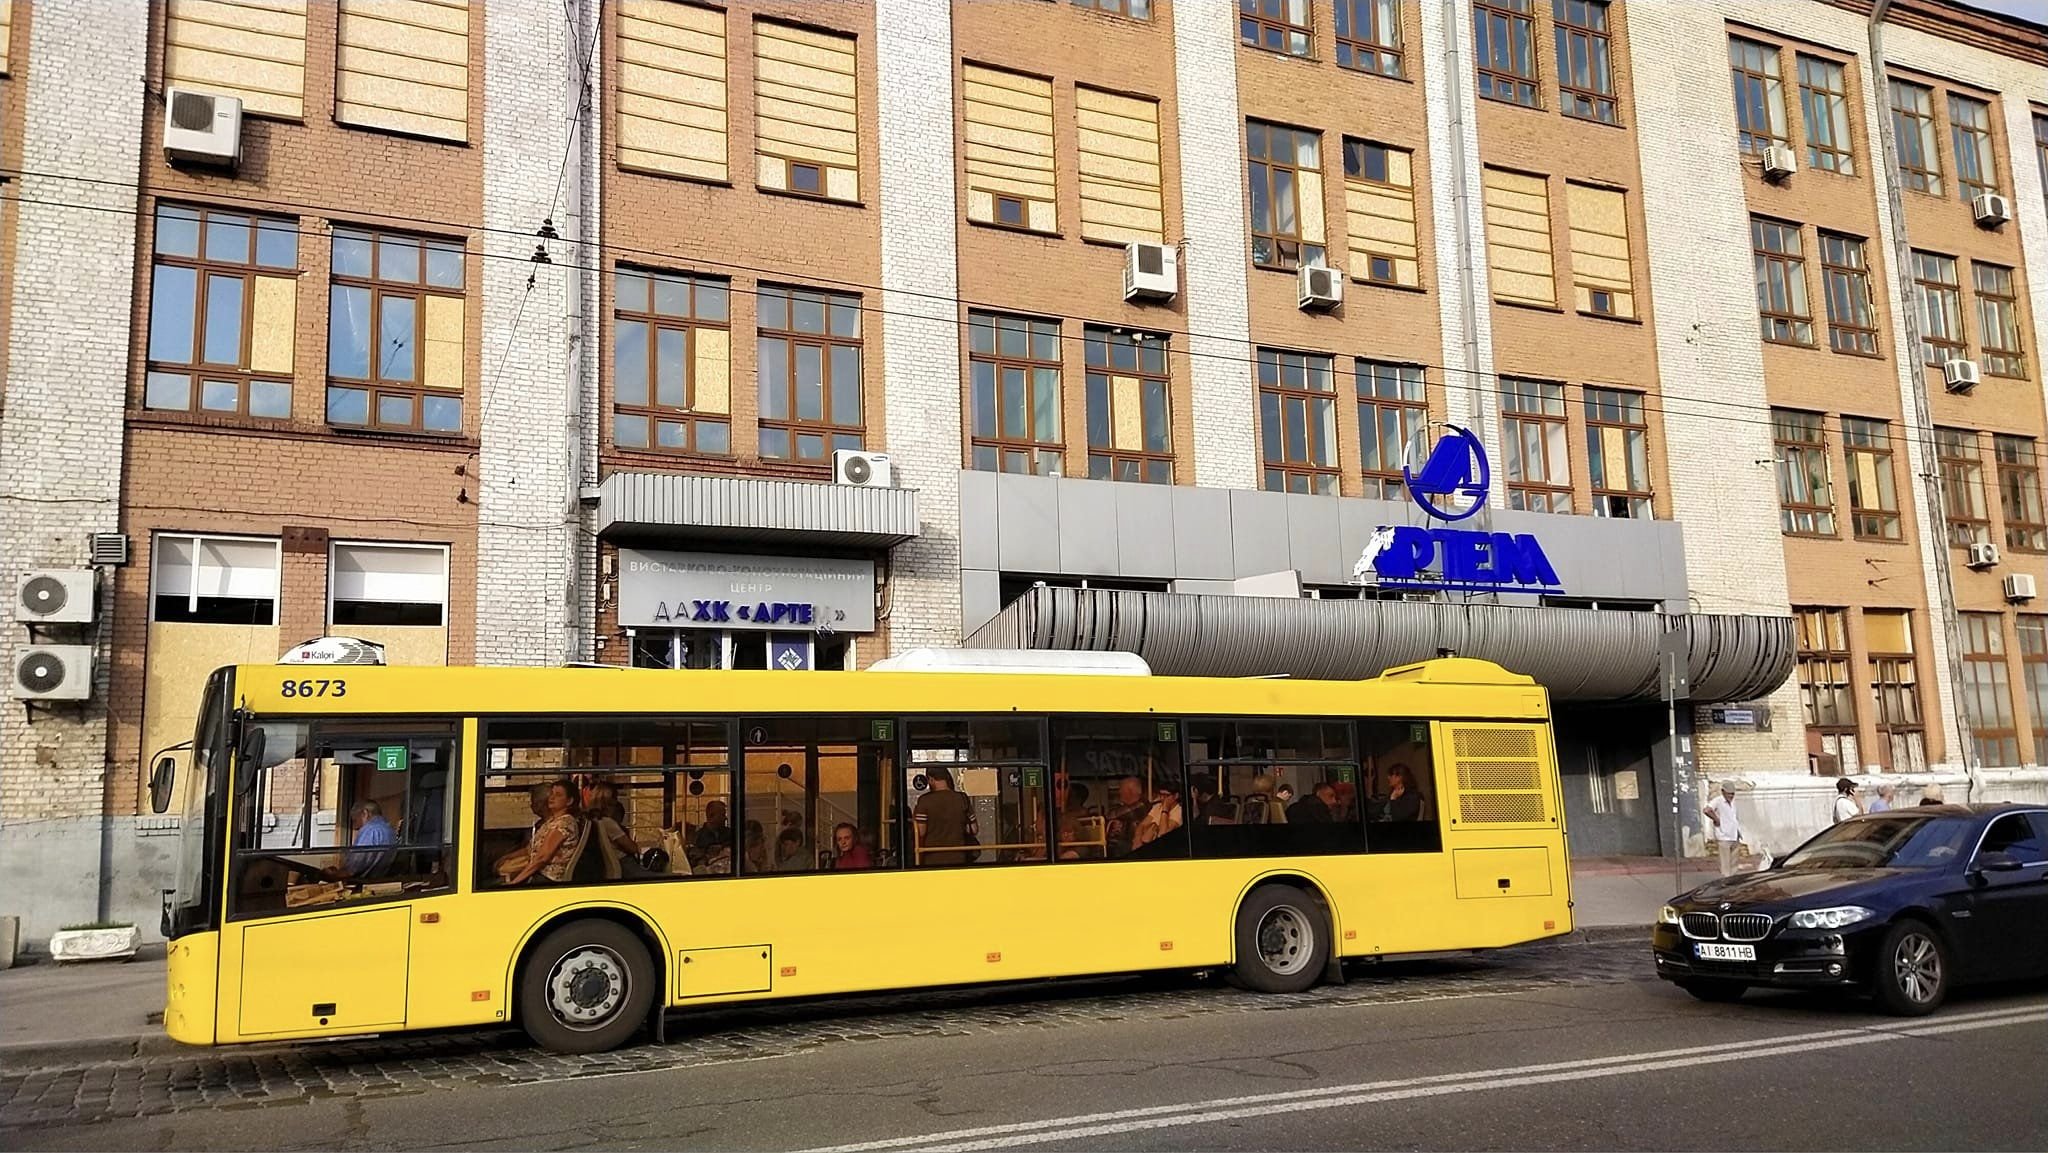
799 1002 2048 1153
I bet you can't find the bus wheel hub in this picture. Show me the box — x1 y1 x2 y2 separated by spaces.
549 946 626 1025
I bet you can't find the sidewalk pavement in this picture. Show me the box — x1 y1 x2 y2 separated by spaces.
0 855 1722 1069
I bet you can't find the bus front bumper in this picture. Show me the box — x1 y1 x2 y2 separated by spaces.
164 932 219 1046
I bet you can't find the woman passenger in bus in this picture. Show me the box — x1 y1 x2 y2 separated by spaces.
1376 764 1425 822
1130 782 1183 851
830 822 872 869
585 781 641 880
498 779 583 885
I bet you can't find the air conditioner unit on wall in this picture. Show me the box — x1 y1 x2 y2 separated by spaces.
2004 573 2038 603
1298 264 1342 311
16 570 95 624
833 450 894 488
1123 242 1179 301
1944 359 1981 394
12 645 93 702
1762 145 1797 182
1971 193 2012 228
162 87 243 168
1967 542 2001 570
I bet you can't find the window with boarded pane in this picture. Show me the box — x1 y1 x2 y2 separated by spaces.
1961 613 2017 767
1501 378 1569 514
1258 349 1339 495
1343 140 1420 288
1357 361 1426 500
1795 607 1857 775
1798 55 1854 175
1890 80 1941 195
1247 121 1325 271
2019 616 2048 755
1186 719 1365 858
616 0 728 182
1585 387 1649 519
1483 167 1555 306
1819 232 1878 356
1335 0 1402 78
1937 427 1989 547
753 21 858 201
969 312 1064 476
1752 217 1812 346
1914 251 1964 367
1074 0 1151 18
1566 183 1633 318
1949 93 1996 200
1773 408 1835 536
1474 0 1537 107
758 285 862 463
1729 37 1787 155
1084 328 1172 484
1076 87 1164 245
1553 0 1615 124
1996 434 2046 553
1866 610 1925 772
1974 262 2025 379
1240 0 1311 56
1843 416 1901 541
962 64 1057 233
611 268 731 455
327 227 466 433
146 204 298 419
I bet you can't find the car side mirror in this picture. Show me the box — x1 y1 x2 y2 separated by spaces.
1973 851 2023 877
148 756 176 815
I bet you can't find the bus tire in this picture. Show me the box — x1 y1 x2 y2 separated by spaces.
518 920 657 1054
1232 885 1328 994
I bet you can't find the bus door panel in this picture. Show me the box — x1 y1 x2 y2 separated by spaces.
232 904 411 1037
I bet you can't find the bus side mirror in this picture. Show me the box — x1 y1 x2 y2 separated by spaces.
149 757 176 814
240 725 266 768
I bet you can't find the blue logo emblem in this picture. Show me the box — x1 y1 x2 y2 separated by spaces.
1402 424 1489 522
1356 424 1565 596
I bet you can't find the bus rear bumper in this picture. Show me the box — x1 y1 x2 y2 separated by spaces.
164 932 219 1046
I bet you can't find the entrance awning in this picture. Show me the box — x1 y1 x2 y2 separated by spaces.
964 586 1793 704
597 472 920 549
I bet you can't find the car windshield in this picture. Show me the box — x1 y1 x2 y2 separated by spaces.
1780 814 1976 870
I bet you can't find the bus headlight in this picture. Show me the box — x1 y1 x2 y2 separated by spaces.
1790 906 1872 930
1658 905 1681 925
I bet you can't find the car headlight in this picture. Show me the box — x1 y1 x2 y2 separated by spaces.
1790 906 1873 930
1659 905 1681 925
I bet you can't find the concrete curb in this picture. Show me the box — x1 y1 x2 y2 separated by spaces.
0 1033 189 1071
1558 924 1648 945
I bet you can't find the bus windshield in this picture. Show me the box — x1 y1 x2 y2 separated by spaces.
167 669 229 936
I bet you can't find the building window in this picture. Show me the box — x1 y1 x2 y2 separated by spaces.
1240 0 1311 56
1084 328 1172 484
1890 79 1941 195
327 227 466 433
1996 434 2046 554
1842 416 1901 542
2019 616 2048 756
758 285 863 463
612 268 732 455
1751 217 1812 346
1819 232 1878 356
963 64 1056 233
1566 183 1633 318
1772 408 1834 536
1076 87 1165 245
1961 613 2017 767
1584 387 1649 519
1356 361 1426 500
1936 427 1989 547
1795 607 1857 775
1866 609 1925 773
1949 93 1996 201
616 1 728 182
1474 0 1538 107
1974 262 2025 379
1728 37 1786 155
1258 349 1339 494
1075 0 1151 18
1912 250 1963 367
151 534 280 625
1335 0 1402 77
1553 0 1615 124
1797 55 1854 175
145 204 299 419
753 21 859 202
1483 167 1555 306
1247 121 1325 271
1343 140 1420 287
969 312 1064 476
1501 378 1569 514
330 542 448 628
2036 115 2048 215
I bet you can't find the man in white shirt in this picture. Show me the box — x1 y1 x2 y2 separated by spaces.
1704 782 1743 876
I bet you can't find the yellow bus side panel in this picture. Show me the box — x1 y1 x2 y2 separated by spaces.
165 931 220 1046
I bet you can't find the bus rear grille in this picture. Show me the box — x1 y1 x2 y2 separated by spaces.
1458 793 1545 824
1453 729 1539 760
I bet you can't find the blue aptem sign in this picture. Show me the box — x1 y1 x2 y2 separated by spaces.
1362 424 1564 595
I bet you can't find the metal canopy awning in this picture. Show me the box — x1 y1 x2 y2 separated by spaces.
597 472 921 549
965 586 1794 704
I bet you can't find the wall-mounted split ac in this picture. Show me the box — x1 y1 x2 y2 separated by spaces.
1123 242 1178 302
16 570 95 624
1943 358 1981 394
1971 192 2012 229
2004 573 2038 603
833 449 894 488
162 87 243 168
12 645 93 702
1298 263 1342 311
1967 541 2002 570
1761 145 1797 182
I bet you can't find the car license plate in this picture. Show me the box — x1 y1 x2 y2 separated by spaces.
1694 943 1755 962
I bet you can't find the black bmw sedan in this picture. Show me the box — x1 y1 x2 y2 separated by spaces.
1652 804 2048 1014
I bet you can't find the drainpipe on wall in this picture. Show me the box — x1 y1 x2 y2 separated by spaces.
566 0 603 663
1441 0 1487 455
1868 0 1981 801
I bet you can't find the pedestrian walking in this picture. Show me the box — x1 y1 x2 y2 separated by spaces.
1832 778 1861 824
1704 781 1744 876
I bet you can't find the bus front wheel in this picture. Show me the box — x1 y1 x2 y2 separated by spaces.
518 919 657 1054
1232 885 1329 994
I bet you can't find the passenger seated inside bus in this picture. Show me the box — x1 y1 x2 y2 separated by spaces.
585 781 642 880
1373 764 1426 822
1129 782 1183 850
1287 783 1339 824
830 822 872 869
496 779 583 884
321 800 396 881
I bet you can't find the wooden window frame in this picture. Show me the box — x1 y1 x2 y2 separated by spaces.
1584 386 1650 519
1728 36 1787 155
1239 0 1312 57
1500 378 1571 514
1247 121 1324 272
1343 140 1414 286
1794 607 1858 768
1890 79 1942 195
1936 426 1990 548
1974 262 2025 379
1773 408 1836 537
1797 55 1855 175
1083 327 1173 484
1960 612 2018 768
1356 360 1426 500
611 268 732 457
757 285 865 465
1752 217 1813 347
1819 231 1879 357
1073 0 1152 19
1914 250 1965 367
2018 615 2048 756
969 312 1065 476
145 203 298 420
1334 0 1403 78
1842 416 1902 542
1948 92 1997 201
2035 115 2048 214
1995 434 2046 554
1258 348 1340 495
1869 649 1925 772
1553 0 1616 125
1474 0 1538 108
327 226 466 435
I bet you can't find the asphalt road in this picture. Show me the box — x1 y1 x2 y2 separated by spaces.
4 940 2044 1151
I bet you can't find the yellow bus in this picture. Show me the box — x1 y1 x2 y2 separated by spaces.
156 653 1571 1054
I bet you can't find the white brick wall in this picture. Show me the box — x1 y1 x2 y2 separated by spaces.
876 0 965 651
1420 0 1499 462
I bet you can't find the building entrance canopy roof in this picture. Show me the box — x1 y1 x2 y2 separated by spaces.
965 587 1793 704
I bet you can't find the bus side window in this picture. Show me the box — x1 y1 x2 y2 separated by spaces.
1186 720 1364 859
1050 717 1188 861
741 717 899 875
1361 720 1443 853
905 719 1048 867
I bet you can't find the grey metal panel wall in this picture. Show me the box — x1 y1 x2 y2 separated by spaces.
965 586 1793 704
598 473 920 544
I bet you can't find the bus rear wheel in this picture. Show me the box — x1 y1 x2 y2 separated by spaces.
1232 885 1329 994
518 920 656 1054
